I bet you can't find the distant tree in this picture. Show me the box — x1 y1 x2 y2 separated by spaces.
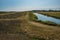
49 9 53 12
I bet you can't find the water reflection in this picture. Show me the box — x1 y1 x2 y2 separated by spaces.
34 13 60 24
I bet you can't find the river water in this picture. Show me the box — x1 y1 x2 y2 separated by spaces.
34 13 60 24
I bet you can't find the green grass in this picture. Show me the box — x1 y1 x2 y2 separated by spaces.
29 12 38 21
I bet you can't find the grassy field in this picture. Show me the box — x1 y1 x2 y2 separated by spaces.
0 12 31 40
0 11 60 40
39 12 60 19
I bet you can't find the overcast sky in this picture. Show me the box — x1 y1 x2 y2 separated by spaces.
0 0 60 11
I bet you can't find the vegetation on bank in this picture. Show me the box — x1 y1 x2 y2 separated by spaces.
35 20 60 26
39 12 60 19
29 12 60 26
29 12 38 21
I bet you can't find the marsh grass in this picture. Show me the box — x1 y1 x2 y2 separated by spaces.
35 20 60 26
29 12 60 26
0 11 60 40
29 12 38 21
40 12 60 19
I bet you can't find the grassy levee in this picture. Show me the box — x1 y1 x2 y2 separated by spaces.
0 11 47 40
0 12 26 19
39 12 60 19
28 12 60 40
0 11 60 40
0 12 32 40
29 12 38 21
0 12 27 34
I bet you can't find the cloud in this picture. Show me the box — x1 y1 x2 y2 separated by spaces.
0 0 60 11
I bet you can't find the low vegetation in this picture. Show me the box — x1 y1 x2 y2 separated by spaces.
0 11 60 40
29 12 60 26
40 12 60 19
0 12 26 19
35 20 59 26
29 12 38 21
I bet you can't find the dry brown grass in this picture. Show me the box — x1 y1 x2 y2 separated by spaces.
0 11 60 40
40 12 60 19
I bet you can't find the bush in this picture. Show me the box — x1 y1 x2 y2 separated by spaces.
29 12 38 21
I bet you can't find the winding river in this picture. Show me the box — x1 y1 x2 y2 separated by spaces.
34 13 60 24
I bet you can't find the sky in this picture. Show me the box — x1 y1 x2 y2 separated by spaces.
0 0 60 11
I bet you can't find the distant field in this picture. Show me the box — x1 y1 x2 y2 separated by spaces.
0 12 26 19
40 12 60 19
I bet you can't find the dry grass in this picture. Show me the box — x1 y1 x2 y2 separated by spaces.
28 12 60 40
40 12 60 19
26 23 60 40
0 11 60 40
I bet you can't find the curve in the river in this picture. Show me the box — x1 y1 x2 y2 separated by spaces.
34 13 60 24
